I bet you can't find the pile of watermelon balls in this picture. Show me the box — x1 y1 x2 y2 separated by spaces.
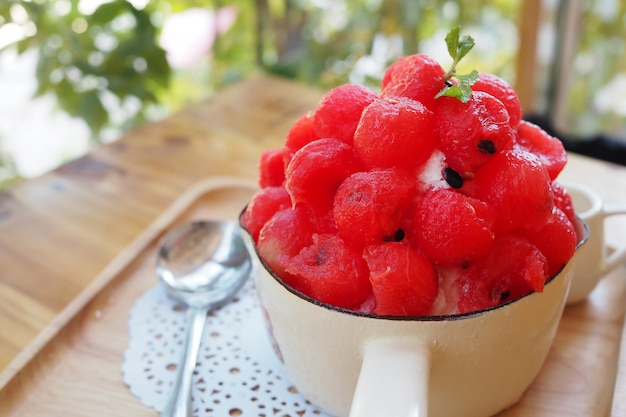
241 53 580 316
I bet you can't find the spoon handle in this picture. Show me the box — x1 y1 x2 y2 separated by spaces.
161 306 209 417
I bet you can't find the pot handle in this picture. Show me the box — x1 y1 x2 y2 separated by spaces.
349 338 431 417
603 203 626 271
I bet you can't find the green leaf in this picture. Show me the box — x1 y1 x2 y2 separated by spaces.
90 1 123 25
445 26 460 60
80 90 108 134
56 79 81 117
130 85 157 102
130 6 153 32
35 51 59 88
456 35 475 61
435 84 462 100
16 39 32 55
435 70 479 103
438 28 478 103
74 60 99 76
458 70 479 89
33 74 53 98
445 26 475 64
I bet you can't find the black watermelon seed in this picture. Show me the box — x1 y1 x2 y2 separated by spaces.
477 139 496 154
382 229 405 242
443 167 464 189
499 290 511 302
445 80 453 87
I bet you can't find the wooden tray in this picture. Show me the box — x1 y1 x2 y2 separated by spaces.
0 176 624 417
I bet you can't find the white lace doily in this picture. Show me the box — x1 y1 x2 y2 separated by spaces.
122 281 329 416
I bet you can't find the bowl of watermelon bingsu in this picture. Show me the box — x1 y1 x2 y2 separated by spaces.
240 28 588 417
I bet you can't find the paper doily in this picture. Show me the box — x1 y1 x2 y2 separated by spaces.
122 281 329 416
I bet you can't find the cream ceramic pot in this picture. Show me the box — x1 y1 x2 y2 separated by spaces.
563 181 626 304
245 217 589 417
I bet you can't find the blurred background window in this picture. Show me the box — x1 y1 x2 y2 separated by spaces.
0 0 624 187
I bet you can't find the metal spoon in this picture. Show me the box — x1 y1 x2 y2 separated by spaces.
156 220 252 417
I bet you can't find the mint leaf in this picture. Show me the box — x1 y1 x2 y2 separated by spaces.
458 70 479 84
435 84 462 100
444 26 475 64
456 35 475 61
445 27 461 60
435 70 478 103
458 69 479 90
438 27 478 103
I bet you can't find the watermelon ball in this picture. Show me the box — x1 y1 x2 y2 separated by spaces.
257 206 316 290
283 112 319 167
258 148 285 188
313 84 379 145
353 96 436 173
407 187 496 267
434 91 515 178
457 234 548 313
240 186 291 241
285 233 372 310
381 54 446 110
471 149 555 234
551 181 576 226
363 242 438 316
515 120 567 180
518 207 577 278
473 72 522 128
333 169 416 247
285 138 360 213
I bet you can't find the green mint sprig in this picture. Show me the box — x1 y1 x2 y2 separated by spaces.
435 27 479 103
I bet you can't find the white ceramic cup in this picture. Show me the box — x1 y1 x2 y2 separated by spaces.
563 181 626 304
242 215 589 417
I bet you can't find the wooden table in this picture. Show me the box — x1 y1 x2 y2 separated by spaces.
1 75 625 416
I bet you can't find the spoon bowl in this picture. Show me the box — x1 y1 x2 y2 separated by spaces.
156 220 252 417
157 220 251 307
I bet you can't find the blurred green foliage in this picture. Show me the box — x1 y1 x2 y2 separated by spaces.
0 0 623 185
0 0 520 143
0 0 170 141
562 1 626 137
256 0 520 90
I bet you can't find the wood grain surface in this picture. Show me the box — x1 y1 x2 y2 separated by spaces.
0 180 258 416
0 75 625 416
0 75 315 371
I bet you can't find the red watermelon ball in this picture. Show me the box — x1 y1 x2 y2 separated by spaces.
551 181 576 226
407 187 496 267
257 206 316 289
472 72 522 128
518 207 577 279
241 186 291 241
282 112 319 167
457 234 548 313
434 91 515 178
363 242 438 316
381 53 446 110
258 148 286 188
515 120 567 181
285 138 360 213
353 96 436 173
313 83 378 144
333 169 415 247
471 149 554 233
285 233 373 310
